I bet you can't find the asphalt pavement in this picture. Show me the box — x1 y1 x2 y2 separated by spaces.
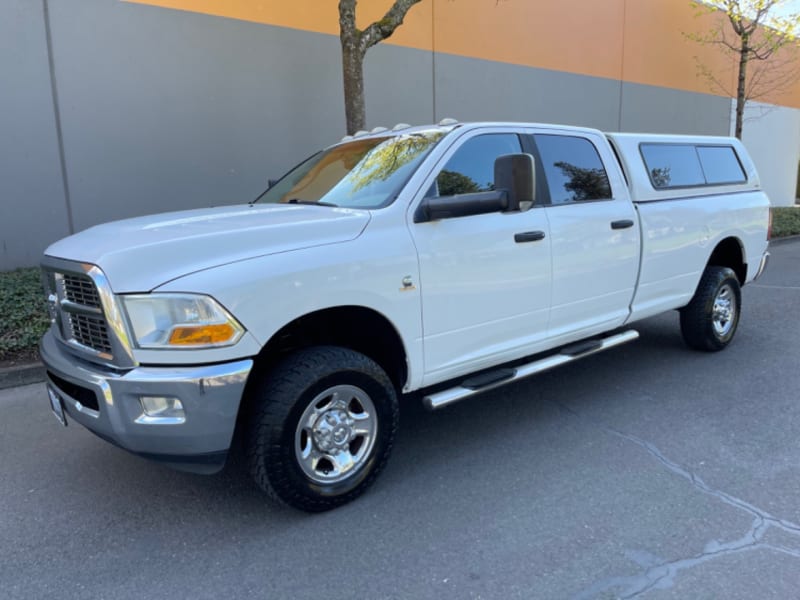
2 240 799 599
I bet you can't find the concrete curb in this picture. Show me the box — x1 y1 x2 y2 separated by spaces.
770 235 800 246
0 363 46 391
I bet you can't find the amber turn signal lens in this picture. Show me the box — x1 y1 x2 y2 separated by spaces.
168 323 236 345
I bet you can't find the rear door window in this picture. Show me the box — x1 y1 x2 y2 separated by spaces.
534 135 612 204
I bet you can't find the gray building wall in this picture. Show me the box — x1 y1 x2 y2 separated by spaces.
1 0 71 269
1 0 732 269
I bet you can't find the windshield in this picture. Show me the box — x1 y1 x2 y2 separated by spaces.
255 130 445 209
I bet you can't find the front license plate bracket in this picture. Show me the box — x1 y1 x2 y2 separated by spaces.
47 385 68 427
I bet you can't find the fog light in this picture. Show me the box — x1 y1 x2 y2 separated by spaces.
136 396 186 424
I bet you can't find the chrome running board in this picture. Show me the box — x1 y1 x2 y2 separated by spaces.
423 329 640 410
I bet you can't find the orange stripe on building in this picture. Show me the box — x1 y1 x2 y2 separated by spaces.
123 0 800 109
121 0 433 47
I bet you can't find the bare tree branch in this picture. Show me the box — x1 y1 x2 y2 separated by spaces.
361 0 423 51
686 0 800 138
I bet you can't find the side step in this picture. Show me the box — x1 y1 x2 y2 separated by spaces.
423 329 639 410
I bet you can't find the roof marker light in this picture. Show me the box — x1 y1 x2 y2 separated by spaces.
370 126 388 134
340 135 354 142
353 130 369 137
392 123 411 131
438 117 459 126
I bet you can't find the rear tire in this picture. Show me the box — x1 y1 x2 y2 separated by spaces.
246 346 399 512
679 266 741 352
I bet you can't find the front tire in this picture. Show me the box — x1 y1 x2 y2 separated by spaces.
679 266 742 352
246 346 399 512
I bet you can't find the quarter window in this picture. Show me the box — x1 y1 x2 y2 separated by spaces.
431 134 522 196
534 135 612 204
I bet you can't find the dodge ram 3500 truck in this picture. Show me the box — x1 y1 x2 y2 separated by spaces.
40 121 770 511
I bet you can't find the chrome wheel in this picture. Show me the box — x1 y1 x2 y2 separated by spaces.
248 347 398 511
295 384 378 484
680 266 741 352
712 283 736 337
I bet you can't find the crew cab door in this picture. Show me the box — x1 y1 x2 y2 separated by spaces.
530 131 640 339
408 130 552 384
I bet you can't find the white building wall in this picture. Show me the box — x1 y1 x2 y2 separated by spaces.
734 100 800 207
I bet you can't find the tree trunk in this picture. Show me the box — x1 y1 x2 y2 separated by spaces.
341 41 366 135
735 34 749 140
338 0 423 136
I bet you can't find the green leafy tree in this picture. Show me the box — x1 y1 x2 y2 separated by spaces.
650 167 673 188
339 0 424 135
554 162 612 201
688 0 799 139
436 170 482 196
348 132 444 191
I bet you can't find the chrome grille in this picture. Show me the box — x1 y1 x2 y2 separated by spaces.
67 313 113 354
49 271 114 359
62 274 101 308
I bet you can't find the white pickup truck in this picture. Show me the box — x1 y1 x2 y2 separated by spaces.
40 121 770 511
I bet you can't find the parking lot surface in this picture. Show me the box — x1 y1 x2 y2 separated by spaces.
2 240 799 599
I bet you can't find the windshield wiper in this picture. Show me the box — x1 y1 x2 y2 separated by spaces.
287 198 338 207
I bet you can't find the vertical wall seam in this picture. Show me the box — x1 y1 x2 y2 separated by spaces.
431 0 437 122
617 0 627 131
43 0 74 234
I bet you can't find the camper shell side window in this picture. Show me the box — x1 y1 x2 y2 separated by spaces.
640 143 747 190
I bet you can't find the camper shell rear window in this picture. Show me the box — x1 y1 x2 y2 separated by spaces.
640 143 746 190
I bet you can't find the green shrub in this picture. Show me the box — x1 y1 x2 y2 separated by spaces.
0 268 49 363
772 207 800 238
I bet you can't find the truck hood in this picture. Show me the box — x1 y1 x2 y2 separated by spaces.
45 204 371 292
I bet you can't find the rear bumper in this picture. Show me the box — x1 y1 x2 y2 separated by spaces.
40 330 252 473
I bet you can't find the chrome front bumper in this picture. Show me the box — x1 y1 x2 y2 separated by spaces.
40 330 253 473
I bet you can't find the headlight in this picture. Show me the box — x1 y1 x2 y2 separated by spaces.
120 294 244 349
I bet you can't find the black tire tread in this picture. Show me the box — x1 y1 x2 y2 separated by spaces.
245 346 398 512
679 266 741 352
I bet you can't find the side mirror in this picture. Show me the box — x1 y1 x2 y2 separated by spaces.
415 191 508 222
495 153 535 211
414 153 536 223
267 178 279 189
